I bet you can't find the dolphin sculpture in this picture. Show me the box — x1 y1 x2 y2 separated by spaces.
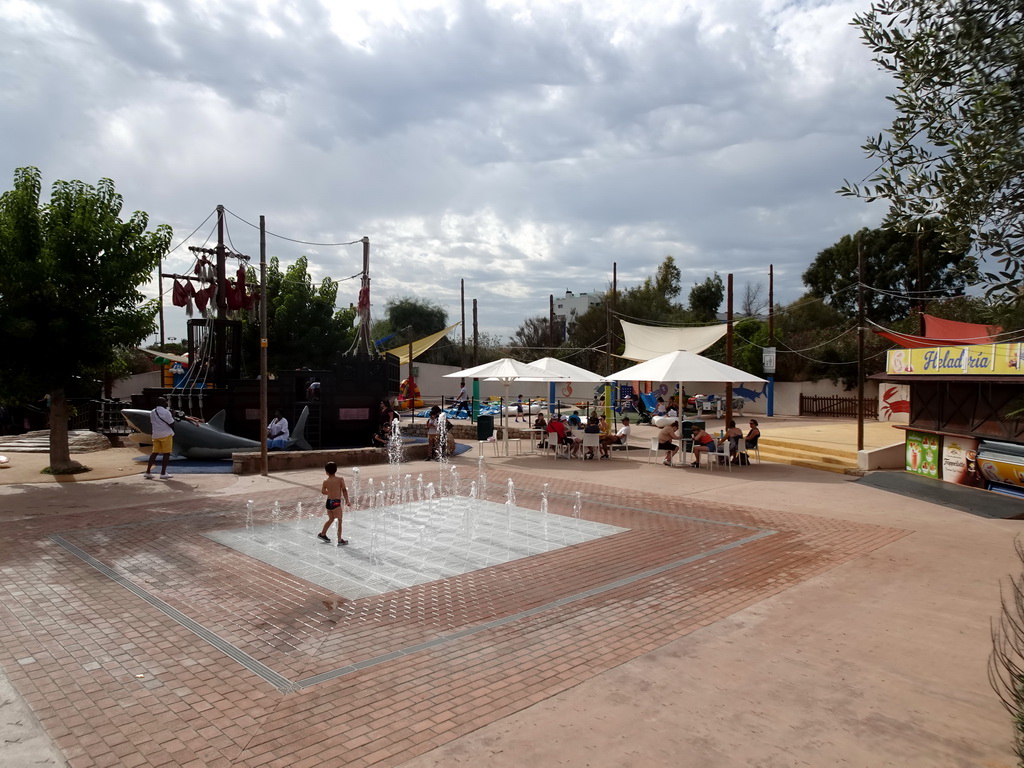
121 407 310 460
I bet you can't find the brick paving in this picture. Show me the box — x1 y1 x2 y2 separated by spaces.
0 468 906 767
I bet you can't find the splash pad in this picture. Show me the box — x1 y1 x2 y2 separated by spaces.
205 417 626 600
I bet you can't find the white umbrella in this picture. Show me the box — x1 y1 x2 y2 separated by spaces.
612 350 766 421
445 359 569 455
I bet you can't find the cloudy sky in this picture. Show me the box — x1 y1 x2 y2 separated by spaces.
1 0 894 345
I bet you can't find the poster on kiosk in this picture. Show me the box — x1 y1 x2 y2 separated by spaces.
941 436 984 488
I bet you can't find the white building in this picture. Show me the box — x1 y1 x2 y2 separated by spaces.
553 290 602 337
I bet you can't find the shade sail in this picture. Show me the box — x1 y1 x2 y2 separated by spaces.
385 323 461 365
619 320 729 362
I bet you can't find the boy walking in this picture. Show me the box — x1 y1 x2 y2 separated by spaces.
318 461 351 544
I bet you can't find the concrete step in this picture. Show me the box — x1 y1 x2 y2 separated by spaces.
0 431 112 454
756 437 860 475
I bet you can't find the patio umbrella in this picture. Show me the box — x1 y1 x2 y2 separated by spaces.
527 357 612 414
611 350 766 418
445 359 569 455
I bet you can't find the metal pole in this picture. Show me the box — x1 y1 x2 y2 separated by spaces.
259 216 268 476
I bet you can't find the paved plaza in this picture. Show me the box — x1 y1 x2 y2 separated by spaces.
0 427 1019 767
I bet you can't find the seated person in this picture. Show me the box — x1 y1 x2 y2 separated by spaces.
657 420 680 466
267 410 289 450
653 397 667 416
720 419 744 460
533 412 549 448
567 410 582 428
600 416 631 458
690 426 719 468
547 416 576 457
582 414 601 459
740 419 761 463
372 420 392 449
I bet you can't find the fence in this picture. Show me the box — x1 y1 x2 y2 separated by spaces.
67 399 133 435
799 394 878 419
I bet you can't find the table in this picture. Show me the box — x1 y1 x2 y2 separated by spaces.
521 429 548 455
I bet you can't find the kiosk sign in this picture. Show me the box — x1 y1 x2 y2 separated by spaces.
887 342 1022 376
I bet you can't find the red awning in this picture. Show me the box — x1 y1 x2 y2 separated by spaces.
874 314 1002 349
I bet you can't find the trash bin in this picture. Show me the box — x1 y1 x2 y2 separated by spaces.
477 414 494 440
680 420 705 441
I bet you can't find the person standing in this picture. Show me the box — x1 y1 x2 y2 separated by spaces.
453 381 470 419
515 394 525 423
267 410 289 450
318 461 351 545
144 397 175 480
426 405 441 460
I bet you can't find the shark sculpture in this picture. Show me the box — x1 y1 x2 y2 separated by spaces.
122 406 311 460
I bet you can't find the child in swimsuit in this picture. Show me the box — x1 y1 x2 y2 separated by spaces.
318 461 351 544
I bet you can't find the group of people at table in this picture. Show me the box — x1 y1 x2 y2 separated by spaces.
533 410 631 459
657 418 760 467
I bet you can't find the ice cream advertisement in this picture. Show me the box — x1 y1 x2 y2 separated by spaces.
905 431 940 479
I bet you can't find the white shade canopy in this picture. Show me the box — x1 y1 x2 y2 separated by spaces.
445 358 563 381
444 358 569 455
525 357 611 383
611 350 766 384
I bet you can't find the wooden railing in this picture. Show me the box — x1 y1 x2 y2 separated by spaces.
799 394 878 419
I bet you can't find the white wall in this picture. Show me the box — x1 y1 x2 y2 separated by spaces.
111 371 162 401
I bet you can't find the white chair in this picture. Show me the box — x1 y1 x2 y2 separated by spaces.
548 434 571 459
580 431 601 460
647 437 661 464
738 438 760 465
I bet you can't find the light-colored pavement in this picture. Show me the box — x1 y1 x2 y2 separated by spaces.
0 418 1018 767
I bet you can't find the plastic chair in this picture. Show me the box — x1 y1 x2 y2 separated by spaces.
580 431 601 460
738 438 760 465
647 437 661 464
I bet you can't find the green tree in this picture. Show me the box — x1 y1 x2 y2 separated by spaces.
688 273 725 322
0 167 171 473
510 315 558 354
375 296 459 365
803 224 974 322
840 0 1023 295
240 256 356 374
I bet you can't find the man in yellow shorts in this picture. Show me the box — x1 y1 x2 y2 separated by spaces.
144 397 176 480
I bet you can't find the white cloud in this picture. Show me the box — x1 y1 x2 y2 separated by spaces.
1 0 895 344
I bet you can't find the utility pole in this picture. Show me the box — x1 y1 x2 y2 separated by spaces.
857 237 865 452
259 216 268 476
358 237 372 355
460 279 466 367
767 264 775 418
725 273 733 427
472 299 478 365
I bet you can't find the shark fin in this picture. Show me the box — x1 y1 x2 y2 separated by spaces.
207 410 228 432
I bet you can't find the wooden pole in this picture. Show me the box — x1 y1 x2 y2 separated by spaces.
460 279 466 367
857 236 865 451
725 273 733 427
259 216 268 476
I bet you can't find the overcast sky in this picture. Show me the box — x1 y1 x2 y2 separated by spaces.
1 0 894 346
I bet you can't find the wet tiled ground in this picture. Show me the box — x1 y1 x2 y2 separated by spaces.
0 469 906 767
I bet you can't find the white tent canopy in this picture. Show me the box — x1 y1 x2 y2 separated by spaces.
619 320 728 362
445 359 569 454
525 357 612 383
612 350 766 385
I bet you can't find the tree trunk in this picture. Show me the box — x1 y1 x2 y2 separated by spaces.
48 388 84 474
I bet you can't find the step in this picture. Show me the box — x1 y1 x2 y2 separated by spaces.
755 438 860 475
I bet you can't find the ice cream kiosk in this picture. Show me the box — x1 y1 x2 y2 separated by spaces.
883 342 1024 498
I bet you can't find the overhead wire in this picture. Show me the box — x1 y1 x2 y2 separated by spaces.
224 207 364 247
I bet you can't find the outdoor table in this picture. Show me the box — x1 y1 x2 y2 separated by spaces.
522 428 547 455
